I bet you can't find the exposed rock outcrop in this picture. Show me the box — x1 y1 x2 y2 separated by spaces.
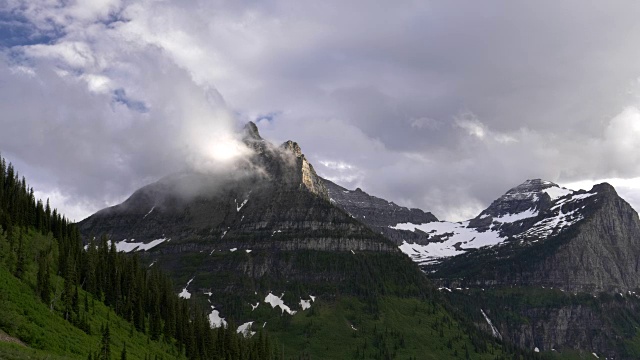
322 178 438 243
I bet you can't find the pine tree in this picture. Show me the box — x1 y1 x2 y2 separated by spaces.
14 230 25 279
99 324 111 360
37 250 51 303
62 266 75 321
120 342 127 360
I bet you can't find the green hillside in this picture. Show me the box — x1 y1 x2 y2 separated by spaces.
0 155 279 360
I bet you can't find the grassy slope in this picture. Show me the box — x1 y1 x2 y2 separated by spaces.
255 296 505 359
0 230 185 360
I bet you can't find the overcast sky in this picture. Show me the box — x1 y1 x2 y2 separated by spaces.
2 0 640 221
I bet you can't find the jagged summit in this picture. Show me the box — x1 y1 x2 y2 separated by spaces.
281 140 303 158
242 121 262 141
473 179 570 222
506 178 558 195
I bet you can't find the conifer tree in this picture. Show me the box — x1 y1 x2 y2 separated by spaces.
14 229 25 279
99 324 111 360
37 250 51 303
120 342 127 360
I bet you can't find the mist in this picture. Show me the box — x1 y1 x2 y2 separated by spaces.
1 40 246 221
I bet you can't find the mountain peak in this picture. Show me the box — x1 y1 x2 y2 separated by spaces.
470 179 565 223
508 179 558 194
242 121 262 141
281 140 303 157
592 182 617 195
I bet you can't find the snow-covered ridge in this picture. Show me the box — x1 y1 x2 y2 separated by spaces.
396 181 599 265
395 220 506 264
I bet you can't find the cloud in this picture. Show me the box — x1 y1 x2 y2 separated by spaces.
3 0 640 222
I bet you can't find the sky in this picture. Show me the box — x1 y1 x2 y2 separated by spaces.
2 1 640 222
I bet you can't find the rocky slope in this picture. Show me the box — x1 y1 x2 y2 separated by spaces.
323 178 438 243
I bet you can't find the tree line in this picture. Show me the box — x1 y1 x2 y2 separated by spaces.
0 154 282 360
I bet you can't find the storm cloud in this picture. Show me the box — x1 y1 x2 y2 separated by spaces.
2 0 640 221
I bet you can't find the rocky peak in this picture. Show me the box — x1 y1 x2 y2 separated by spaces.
241 121 270 154
280 141 328 200
503 179 558 199
281 140 303 158
242 121 262 141
591 182 617 196
478 179 562 219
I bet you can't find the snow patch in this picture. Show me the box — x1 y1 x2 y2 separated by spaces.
143 206 155 219
480 309 502 340
264 293 297 315
544 186 571 200
245 249 252 253
251 302 260 311
396 220 505 264
208 306 227 328
178 278 194 299
236 198 248 212
230 248 237 252
300 299 311 310
237 322 255 337
494 208 538 223
112 238 168 253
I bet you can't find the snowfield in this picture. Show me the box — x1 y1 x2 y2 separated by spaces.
396 184 598 265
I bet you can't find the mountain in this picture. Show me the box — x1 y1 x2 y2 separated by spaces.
77 122 515 359
381 178 640 358
394 178 640 294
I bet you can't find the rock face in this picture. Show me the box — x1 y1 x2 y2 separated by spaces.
477 299 634 359
323 178 438 243
281 140 328 199
527 183 640 293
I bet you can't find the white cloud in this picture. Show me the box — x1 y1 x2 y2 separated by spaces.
455 113 486 139
3 0 640 222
